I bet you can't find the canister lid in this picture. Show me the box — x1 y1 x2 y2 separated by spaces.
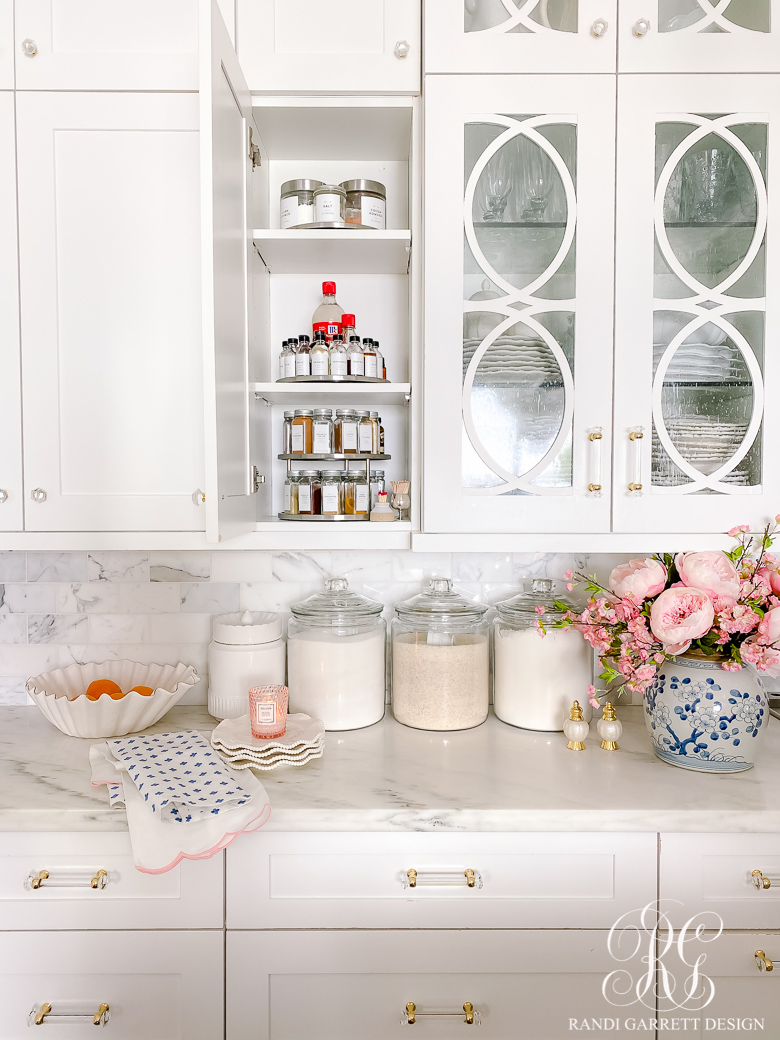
290 577 383 626
496 578 575 625
213 610 282 645
395 578 488 625
340 179 386 197
314 183 346 197
280 179 324 194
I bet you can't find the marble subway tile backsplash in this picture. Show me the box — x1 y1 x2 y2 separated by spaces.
0 549 638 708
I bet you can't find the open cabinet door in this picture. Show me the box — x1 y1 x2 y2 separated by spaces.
200 0 256 543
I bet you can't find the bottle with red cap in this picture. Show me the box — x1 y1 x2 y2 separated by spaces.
312 281 343 343
341 313 357 344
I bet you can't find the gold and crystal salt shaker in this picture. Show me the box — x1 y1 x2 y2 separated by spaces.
597 701 622 751
563 700 589 751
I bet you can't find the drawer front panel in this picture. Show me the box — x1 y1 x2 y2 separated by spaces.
660 833 780 928
227 832 657 928
0 930 223 1040
0 833 223 929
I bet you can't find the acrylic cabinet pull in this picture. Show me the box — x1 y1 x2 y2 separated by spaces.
25 868 109 891
29 1002 110 1027
590 18 608 37
404 868 482 889
403 1001 480 1026
587 428 603 496
633 17 651 36
752 869 780 890
755 950 774 973
627 427 644 494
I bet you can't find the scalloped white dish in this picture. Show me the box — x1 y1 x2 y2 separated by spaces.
26 660 199 738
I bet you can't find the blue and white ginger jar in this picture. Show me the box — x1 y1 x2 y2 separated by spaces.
643 654 768 773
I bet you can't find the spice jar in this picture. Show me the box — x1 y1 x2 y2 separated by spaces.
334 409 358 454
287 578 386 730
357 411 374 454
342 178 386 229
208 610 286 720
282 411 295 454
314 183 346 224
370 469 385 510
392 580 489 731
280 178 323 229
291 409 313 454
312 408 334 454
320 469 342 515
369 411 381 454
283 472 299 514
352 471 369 515
342 471 356 514
493 579 593 732
296 470 320 515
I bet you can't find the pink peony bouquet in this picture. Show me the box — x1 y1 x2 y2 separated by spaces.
540 517 780 708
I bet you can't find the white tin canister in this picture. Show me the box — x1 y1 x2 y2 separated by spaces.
208 611 286 719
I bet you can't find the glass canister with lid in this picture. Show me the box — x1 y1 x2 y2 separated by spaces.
493 578 593 732
280 179 323 229
287 578 386 731
391 579 489 731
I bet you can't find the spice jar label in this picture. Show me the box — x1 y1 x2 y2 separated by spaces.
291 426 305 453
322 485 339 513
360 197 386 229
298 484 312 512
255 701 277 725
313 423 331 453
342 423 358 450
280 199 297 230
355 485 369 513
359 425 373 452
311 353 329 375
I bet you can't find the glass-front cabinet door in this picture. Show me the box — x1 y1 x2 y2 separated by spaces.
619 0 780 72
423 75 616 534
424 0 618 73
614 75 780 534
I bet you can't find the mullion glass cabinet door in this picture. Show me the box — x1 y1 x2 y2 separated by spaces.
613 75 780 534
619 0 780 72
424 0 618 73
423 75 615 534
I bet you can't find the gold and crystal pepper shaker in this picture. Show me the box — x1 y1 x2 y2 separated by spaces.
563 700 589 751
597 701 622 751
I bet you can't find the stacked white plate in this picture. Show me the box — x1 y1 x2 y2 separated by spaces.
652 416 753 485
211 712 325 771
463 335 563 382
653 341 746 383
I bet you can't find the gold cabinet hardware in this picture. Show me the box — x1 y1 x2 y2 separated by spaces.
93 1003 110 1025
34 1004 52 1026
588 483 602 492
463 1002 475 1024
406 868 417 888
30 870 49 890
588 431 603 441
752 869 773 889
756 950 774 973
91 870 108 890
406 1002 416 1024
628 483 643 492
403 1001 478 1025
629 431 644 441
464 869 476 888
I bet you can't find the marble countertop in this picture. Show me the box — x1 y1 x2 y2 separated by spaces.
1 705 778 833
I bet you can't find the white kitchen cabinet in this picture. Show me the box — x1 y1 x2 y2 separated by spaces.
0 91 22 532
613 75 780 534
618 0 780 73
227 929 646 1039
423 74 615 534
0 930 223 1039
236 0 420 94
16 90 206 533
424 0 617 74
0 0 12 88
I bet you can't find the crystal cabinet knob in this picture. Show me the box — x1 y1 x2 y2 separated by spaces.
0 489 7 503
394 39 411 58
192 488 205 505
30 487 47 503
21 38 38 56
633 17 651 36
591 18 608 36
755 950 774 973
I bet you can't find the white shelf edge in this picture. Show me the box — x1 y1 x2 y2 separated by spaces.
412 532 736 554
252 229 411 242
251 381 411 403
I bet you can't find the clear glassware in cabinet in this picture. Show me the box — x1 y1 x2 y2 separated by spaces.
619 0 780 72
423 75 615 534
614 75 780 533
424 0 618 74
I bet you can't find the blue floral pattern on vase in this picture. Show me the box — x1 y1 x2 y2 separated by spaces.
643 656 768 773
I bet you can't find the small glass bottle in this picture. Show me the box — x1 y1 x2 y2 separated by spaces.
352 471 369 515
320 469 342 515
338 470 350 513
370 411 381 454
297 470 320 515
329 334 348 377
347 336 364 377
342 471 356 515
295 334 311 377
363 340 379 378
334 409 358 454
291 409 313 455
279 339 295 379
357 410 374 454
370 469 385 510
341 314 358 345
282 410 295 454
373 340 386 381
283 472 299 514
312 408 334 454
312 281 343 343
310 330 330 377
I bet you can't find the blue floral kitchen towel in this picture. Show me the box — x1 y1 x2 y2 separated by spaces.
108 730 250 823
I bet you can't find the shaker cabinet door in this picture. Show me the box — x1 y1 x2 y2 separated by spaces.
0 1 12 88
0 91 22 531
16 91 206 532
423 75 615 534
424 0 617 74
618 0 780 73
613 75 780 534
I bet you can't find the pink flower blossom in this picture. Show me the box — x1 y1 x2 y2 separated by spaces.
566 583 574 592
534 605 545 615
587 684 599 709
649 586 715 655
718 604 762 636
608 558 668 602
741 636 780 677
721 660 743 672
727 524 750 537
758 605 780 646
757 565 780 597
675 551 741 609
563 569 573 580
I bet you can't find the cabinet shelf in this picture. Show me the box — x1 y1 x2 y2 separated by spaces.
474 220 567 229
252 382 411 406
665 221 757 229
278 453 391 462
251 229 412 274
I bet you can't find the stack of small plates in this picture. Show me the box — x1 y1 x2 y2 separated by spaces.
211 712 325 771
653 341 746 383
463 335 563 383
652 416 753 485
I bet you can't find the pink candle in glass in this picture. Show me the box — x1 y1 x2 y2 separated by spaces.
248 684 288 739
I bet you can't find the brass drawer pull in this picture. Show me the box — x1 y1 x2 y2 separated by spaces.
403 1001 479 1025
404 868 482 889
91 870 108 889
26 868 109 891
752 869 780 890
29 1002 110 1027
755 950 774 973
34 1004 52 1026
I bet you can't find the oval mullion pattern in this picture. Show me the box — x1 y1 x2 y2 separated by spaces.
467 0 573 35
662 0 769 34
462 114 578 496
652 113 767 496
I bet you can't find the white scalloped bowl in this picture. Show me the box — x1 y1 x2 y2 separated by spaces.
26 660 200 738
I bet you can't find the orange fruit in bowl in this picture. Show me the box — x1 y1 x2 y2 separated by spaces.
85 679 124 701
128 685 154 697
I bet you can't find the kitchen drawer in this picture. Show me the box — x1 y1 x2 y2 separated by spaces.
227 929 644 1040
0 930 222 1039
660 833 780 928
226 831 657 929
0 833 223 930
